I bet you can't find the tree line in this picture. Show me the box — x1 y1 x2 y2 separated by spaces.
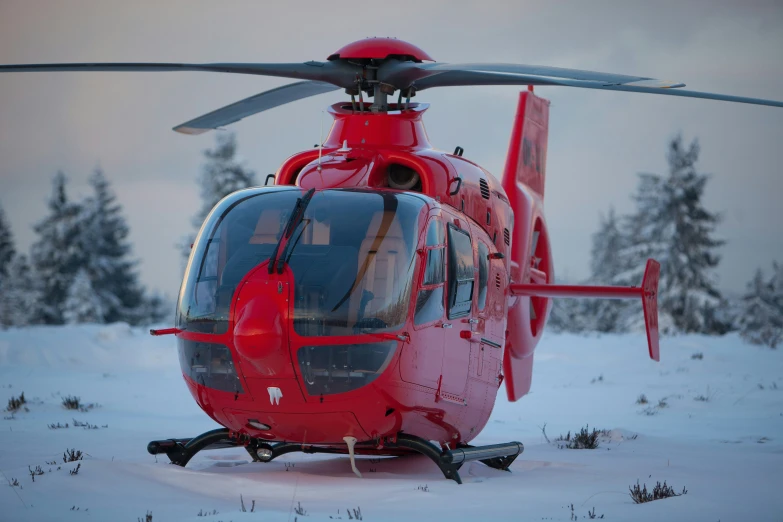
0 133 255 328
549 135 782 348
1 132 779 347
0 170 167 326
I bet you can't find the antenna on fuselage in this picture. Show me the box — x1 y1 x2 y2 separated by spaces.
317 110 324 172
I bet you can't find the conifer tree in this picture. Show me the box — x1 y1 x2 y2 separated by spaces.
615 135 725 333
182 132 256 260
739 264 783 348
63 268 104 324
79 169 144 323
30 172 84 324
0 202 14 279
588 208 627 332
548 209 626 333
0 255 40 327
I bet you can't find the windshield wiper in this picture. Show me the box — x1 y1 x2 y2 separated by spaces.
268 188 315 274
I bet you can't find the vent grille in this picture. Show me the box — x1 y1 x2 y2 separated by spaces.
504 228 510 246
495 273 502 289
479 178 490 199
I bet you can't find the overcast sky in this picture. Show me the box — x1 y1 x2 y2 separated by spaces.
1 0 781 299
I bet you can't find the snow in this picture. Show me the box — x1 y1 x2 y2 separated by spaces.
1 326 781 521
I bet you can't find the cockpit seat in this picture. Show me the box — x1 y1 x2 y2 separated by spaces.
351 211 410 323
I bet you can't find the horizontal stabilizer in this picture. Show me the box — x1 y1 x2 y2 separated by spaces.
511 259 661 361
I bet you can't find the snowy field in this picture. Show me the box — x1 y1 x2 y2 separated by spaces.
0 325 781 522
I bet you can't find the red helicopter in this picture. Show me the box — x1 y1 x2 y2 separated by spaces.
3 38 782 484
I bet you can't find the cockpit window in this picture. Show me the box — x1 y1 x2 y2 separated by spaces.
176 188 425 337
177 187 301 334
287 191 423 336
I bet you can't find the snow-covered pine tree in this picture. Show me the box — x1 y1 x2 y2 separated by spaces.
587 207 627 332
547 296 592 333
614 135 725 334
79 169 145 323
738 264 783 348
0 255 40 327
0 202 14 279
30 172 85 324
63 268 104 324
548 209 627 333
181 132 257 260
139 290 173 325
0 201 16 327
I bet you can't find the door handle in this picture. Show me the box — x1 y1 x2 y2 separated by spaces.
441 323 453 329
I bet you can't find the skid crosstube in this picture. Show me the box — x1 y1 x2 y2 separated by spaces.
147 430 523 483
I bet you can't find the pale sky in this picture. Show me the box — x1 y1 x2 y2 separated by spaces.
1 0 781 299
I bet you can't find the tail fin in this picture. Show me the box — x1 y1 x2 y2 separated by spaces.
501 88 550 198
499 89 552 402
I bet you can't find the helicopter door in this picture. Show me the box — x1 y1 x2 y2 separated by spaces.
401 215 446 390
470 229 503 384
438 218 475 401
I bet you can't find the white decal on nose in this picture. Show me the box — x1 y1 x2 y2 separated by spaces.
267 387 283 406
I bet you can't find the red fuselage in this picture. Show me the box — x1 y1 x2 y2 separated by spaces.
175 96 553 448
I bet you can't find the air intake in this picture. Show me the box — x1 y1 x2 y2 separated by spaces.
479 178 490 199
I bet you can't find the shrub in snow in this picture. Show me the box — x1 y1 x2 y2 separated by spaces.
738 263 783 348
6 392 25 412
62 395 82 410
556 425 601 449
636 394 648 405
629 480 687 503
63 449 83 463
28 465 44 482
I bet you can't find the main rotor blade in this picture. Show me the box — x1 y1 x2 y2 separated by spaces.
383 61 669 88
0 61 358 87
412 70 783 108
173 81 340 135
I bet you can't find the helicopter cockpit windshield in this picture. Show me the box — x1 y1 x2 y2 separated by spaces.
177 188 425 336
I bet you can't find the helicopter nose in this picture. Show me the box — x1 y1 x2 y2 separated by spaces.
233 273 298 380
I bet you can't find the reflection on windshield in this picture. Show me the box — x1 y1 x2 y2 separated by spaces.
177 188 301 334
177 188 424 337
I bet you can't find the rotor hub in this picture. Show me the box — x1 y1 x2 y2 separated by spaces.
328 37 434 62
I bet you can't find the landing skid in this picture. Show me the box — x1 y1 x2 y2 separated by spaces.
389 434 524 484
147 430 523 484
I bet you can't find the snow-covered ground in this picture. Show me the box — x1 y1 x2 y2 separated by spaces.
0 325 781 521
